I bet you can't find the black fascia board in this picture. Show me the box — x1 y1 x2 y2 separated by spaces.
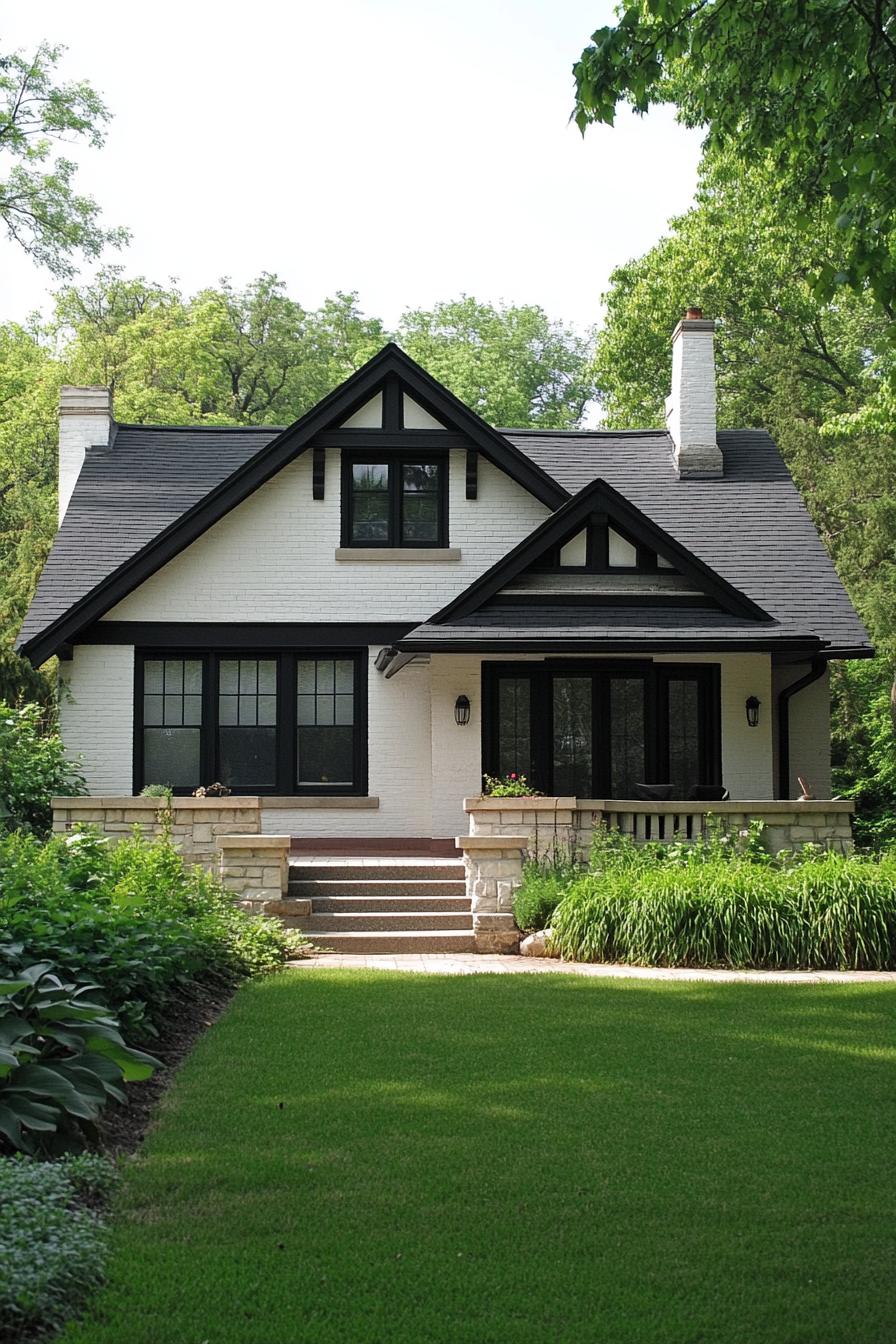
428 477 771 626
19 344 567 666
80 621 416 649
393 635 825 655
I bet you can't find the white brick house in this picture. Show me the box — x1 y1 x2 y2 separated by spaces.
18 313 871 848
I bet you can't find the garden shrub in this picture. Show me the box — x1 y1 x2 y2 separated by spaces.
0 830 302 1040
0 1153 117 1342
0 702 85 836
550 852 896 970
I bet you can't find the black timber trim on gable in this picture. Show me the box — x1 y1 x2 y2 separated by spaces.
466 450 478 500
427 478 772 626
18 344 567 667
312 446 326 500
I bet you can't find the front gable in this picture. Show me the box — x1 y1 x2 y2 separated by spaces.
428 478 772 626
18 346 567 664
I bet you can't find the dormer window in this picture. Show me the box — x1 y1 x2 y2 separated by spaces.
342 453 447 548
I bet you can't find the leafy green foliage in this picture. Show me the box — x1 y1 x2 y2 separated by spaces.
0 1152 116 1340
0 701 85 834
0 829 300 1042
513 862 573 933
573 2 896 309
0 962 158 1154
0 42 127 278
398 296 596 428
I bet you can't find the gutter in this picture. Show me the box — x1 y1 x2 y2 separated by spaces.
777 654 827 800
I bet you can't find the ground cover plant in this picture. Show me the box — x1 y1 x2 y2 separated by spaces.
58 970 896 1344
515 826 896 970
0 1153 117 1344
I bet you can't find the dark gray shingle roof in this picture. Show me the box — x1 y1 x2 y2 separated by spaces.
17 425 281 650
17 422 870 658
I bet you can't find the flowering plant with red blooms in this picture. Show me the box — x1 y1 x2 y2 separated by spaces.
482 773 543 798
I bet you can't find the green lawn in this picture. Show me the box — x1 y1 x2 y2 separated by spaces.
63 971 895 1344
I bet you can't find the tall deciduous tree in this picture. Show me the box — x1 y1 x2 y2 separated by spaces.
573 1 896 309
398 297 596 428
0 42 126 276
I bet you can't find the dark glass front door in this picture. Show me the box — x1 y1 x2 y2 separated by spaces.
483 663 719 799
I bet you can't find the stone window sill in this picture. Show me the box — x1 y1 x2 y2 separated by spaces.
334 548 461 562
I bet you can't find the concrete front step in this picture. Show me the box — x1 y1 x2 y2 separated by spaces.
311 894 470 914
302 910 473 933
288 861 465 882
288 879 467 900
306 930 478 954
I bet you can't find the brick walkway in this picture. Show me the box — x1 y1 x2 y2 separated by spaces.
288 953 896 984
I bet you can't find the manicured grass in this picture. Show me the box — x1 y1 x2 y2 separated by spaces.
62 972 895 1344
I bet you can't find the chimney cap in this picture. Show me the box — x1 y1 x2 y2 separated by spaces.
59 385 113 417
685 306 704 320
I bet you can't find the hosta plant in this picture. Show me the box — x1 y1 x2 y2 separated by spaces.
0 961 159 1154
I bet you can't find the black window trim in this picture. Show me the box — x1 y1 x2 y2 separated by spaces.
134 649 368 797
481 660 721 798
340 449 449 549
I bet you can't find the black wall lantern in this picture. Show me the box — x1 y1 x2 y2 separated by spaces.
454 695 471 726
745 695 761 727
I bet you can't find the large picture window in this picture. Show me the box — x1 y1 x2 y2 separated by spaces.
135 652 366 795
342 453 447 547
483 662 720 799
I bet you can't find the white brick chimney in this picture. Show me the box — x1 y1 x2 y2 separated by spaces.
665 308 722 479
58 386 113 524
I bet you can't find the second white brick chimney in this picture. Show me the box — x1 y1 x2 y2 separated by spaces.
665 308 722 479
58 386 113 524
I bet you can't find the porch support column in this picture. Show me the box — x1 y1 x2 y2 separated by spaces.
454 833 527 954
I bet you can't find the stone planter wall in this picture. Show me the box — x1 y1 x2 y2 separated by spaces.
217 835 292 912
51 796 262 868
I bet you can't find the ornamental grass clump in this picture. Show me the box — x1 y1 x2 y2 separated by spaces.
550 853 896 971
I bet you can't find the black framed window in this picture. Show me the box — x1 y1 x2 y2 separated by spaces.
141 658 203 788
343 453 447 547
483 662 720 799
135 651 366 795
218 658 278 790
297 657 358 789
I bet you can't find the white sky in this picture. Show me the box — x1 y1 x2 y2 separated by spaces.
1 0 703 333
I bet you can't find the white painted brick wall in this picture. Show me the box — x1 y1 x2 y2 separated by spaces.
104 451 550 622
59 645 134 794
772 663 831 799
664 323 722 477
58 388 112 524
429 654 486 838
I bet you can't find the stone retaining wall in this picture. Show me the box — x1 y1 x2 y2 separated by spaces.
51 796 262 868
